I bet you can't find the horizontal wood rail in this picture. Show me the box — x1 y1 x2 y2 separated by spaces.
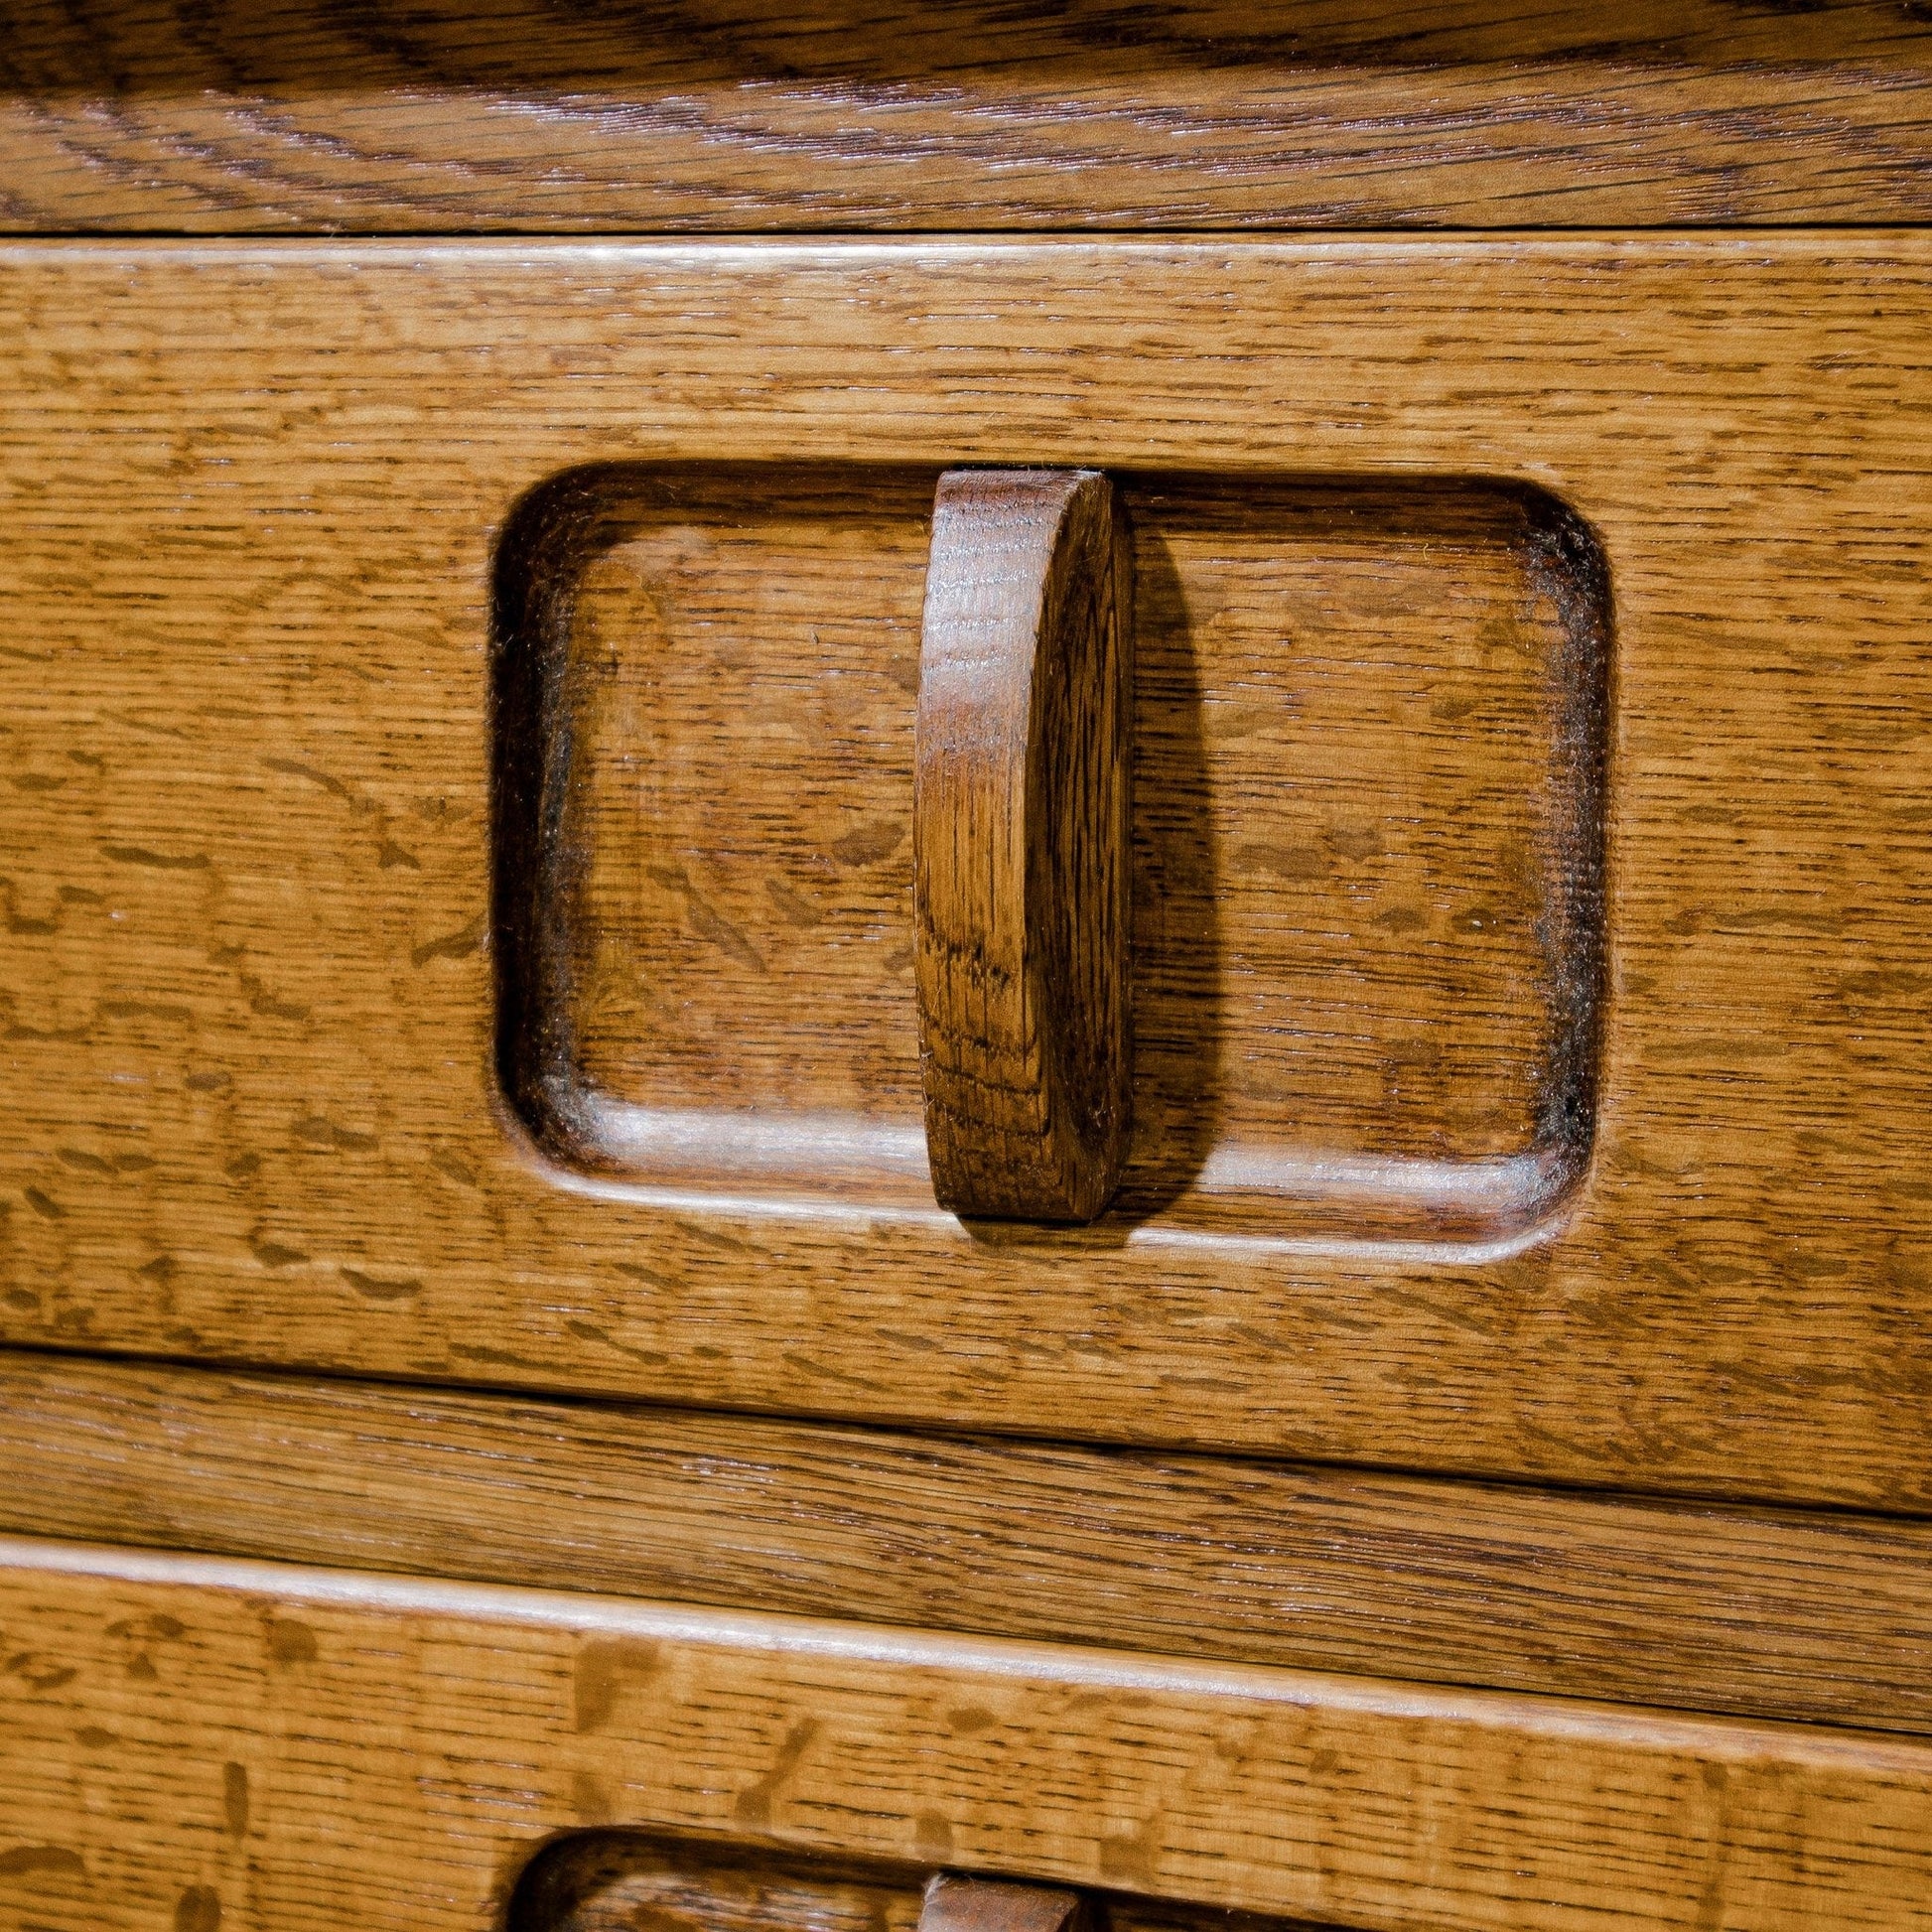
6 6 1932 231
2 1353 1930 1739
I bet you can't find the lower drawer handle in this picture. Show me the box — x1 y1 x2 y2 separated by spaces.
921 1874 1091 1932
913 468 1135 1224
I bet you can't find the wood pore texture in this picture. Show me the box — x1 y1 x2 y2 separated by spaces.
3 1354 1932 1739
4 3 1932 230
914 470 1133 1223
489 466 1597 1240
4 1536 1932 1932
9 17 1932 1928
1 239 1931 1509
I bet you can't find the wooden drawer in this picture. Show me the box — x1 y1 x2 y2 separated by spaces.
2 235 1931 1509
6 1534 1932 1932
11 3 1932 1916
7 14 1932 1928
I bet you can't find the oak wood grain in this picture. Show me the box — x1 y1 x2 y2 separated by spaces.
3 1353 1931 1739
4 2 1932 231
488 466 1598 1242
915 470 1132 1223
2 238 1931 1509
4 1536 1931 1932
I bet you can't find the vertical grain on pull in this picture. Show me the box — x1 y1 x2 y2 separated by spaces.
8 7 1932 232
920 1876 1088 1932
914 470 1133 1223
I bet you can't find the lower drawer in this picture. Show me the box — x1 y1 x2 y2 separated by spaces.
4 1537 1929 1932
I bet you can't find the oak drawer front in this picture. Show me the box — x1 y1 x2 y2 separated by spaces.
6 1536 1932 1932
2 236 1929 1509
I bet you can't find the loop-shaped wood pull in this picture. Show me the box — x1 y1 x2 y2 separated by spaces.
918 1874 1091 1932
914 468 1133 1223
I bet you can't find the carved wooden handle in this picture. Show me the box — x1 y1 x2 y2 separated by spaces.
918 1874 1090 1932
914 468 1133 1223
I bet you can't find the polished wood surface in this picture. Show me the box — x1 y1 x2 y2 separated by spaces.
5 1536 1930 1932
915 470 1132 1222
8 11 1932 1921
488 465 1595 1237
5 1355 1932 1739
4 3 1932 231
1 238 1930 1508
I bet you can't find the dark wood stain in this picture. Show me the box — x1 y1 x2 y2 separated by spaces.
3 2 1931 229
